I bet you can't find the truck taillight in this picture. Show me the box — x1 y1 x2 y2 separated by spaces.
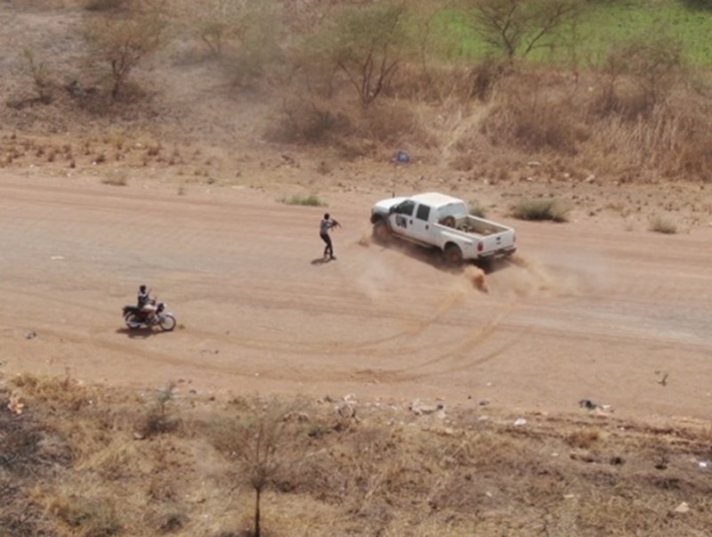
477 242 483 252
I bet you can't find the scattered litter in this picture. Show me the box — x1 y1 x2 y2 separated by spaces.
394 150 410 163
513 418 527 427
579 399 598 410
564 494 576 499
337 403 356 419
674 502 690 514
8 392 24 415
699 461 708 469
409 399 446 416
579 399 613 413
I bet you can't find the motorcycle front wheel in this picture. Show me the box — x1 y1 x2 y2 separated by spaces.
125 313 143 330
158 314 176 332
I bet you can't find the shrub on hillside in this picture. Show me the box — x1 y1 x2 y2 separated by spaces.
511 198 570 222
480 71 586 154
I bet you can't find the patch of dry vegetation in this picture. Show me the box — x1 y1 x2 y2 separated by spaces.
3 0 712 188
2 373 712 536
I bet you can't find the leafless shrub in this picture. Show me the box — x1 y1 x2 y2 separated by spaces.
649 215 678 234
481 70 586 154
268 97 353 145
210 397 310 537
85 0 128 11
306 1 412 106
460 0 584 61
385 63 475 104
592 31 684 120
84 8 167 99
23 49 54 104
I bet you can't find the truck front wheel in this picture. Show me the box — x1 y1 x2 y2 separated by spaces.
372 219 391 244
443 244 463 266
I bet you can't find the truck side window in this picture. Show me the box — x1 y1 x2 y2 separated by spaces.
396 200 415 216
416 204 431 221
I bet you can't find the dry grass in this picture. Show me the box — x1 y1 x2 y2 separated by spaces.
279 193 327 207
649 215 678 234
2 373 712 537
511 198 571 222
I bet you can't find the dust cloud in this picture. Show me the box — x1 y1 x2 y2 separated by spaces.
498 253 604 298
464 265 489 293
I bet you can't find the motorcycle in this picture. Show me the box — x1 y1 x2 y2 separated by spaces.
122 299 177 332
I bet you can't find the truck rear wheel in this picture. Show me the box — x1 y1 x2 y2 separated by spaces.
372 219 391 244
443 244 463 266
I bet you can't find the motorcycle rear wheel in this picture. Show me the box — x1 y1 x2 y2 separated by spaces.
125 313 143 330
159 314 176 332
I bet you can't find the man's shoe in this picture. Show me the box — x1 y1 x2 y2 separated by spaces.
330 255 337 261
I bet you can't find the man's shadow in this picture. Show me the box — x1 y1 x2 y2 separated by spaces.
310 257 333 266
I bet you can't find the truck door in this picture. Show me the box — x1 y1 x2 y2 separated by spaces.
389 199 416 235
409 203 434 244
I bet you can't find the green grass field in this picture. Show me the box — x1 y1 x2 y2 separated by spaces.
432 0 712 67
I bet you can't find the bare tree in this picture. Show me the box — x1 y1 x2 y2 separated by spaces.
84 9 166 99
211 399 306 537
462 0 584 60
322 2 411 105
186 0 250 57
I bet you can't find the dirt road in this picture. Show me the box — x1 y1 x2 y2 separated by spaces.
2 173 711 420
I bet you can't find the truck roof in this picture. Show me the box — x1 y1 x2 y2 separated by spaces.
410 192 465 209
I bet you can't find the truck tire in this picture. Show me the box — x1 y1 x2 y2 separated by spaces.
443 244 463 266
372 219 391 244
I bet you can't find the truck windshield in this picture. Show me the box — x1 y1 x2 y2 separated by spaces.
396 200 416 216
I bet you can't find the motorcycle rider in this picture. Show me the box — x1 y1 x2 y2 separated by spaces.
137 285 157 320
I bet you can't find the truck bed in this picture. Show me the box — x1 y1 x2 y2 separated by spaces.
438 214 510 237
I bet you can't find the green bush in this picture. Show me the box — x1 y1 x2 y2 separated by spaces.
648 215 677 234
511 198 570 222
279 194 327 207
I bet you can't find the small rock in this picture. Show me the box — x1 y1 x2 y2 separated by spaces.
410 400 445 416
25 331 37 340
674 502 690 514
478 399 490 407
513 418 527 427
337 403 356 419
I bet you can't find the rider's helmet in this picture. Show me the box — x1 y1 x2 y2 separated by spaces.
139 285 147 293
324 213 330 220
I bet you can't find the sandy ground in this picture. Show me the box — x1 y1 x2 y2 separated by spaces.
2 171 712 422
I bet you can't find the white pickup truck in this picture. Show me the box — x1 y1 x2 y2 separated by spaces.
370 192 516 266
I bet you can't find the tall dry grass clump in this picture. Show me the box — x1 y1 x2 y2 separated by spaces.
479 68 589 155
